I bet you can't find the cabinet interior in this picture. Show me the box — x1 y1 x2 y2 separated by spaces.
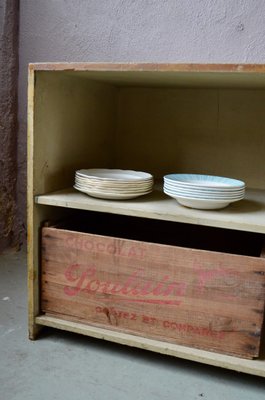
54 210 265 258
34 70 265 196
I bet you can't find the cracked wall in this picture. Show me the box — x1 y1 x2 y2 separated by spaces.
0 0 19 251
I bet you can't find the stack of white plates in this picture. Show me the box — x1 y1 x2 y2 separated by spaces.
163 174 245 210
74 168 154 200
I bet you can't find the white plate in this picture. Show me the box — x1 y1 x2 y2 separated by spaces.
75 179 153 192
75 182 153 194
76 169 153 182
164 174 245 189
75 177 153 188
74 186 152 200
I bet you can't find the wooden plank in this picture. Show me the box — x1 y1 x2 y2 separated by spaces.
28 63 265 90
29 63 265 73
35 314 265 377
41 227 265 359
27 66 41 340
28 66 70 339
35 187 265 234
29 63 116 338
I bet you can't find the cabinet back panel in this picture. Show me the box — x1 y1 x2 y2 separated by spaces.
116 87 265 188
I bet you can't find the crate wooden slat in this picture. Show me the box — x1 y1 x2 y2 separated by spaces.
41 226 265 359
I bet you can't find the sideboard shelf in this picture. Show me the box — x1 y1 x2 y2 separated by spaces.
35 315 265 377
35 186 265 234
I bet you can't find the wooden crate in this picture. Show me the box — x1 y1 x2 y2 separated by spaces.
41 219 265 359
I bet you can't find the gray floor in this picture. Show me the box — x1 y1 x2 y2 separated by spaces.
0 250 265 400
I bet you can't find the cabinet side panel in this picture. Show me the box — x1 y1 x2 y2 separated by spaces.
28 71 117 338
27 67 38 338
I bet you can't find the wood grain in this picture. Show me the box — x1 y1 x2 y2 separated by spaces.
35 187 265 235
35 314 265 377
29 63 265 73
28 63 265 374
41 227 265 359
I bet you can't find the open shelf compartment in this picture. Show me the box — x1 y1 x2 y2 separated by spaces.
35 186 265 234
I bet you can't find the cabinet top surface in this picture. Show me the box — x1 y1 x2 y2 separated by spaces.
29 63 265 88
29 63 265 72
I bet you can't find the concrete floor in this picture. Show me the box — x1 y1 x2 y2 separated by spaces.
0 250 265 400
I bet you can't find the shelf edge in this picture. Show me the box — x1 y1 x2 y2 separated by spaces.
34 189 265 234
35 315 265 377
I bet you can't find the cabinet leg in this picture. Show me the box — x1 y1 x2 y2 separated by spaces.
29 323 43 340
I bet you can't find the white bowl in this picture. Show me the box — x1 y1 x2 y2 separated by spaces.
164 191 243 210
164 174 245 190
163 186 244 200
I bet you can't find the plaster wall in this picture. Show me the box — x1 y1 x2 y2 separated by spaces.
18 0 265 240
0 0 18 250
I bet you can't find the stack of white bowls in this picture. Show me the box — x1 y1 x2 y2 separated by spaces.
163 174 245 210
74 168 153 200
